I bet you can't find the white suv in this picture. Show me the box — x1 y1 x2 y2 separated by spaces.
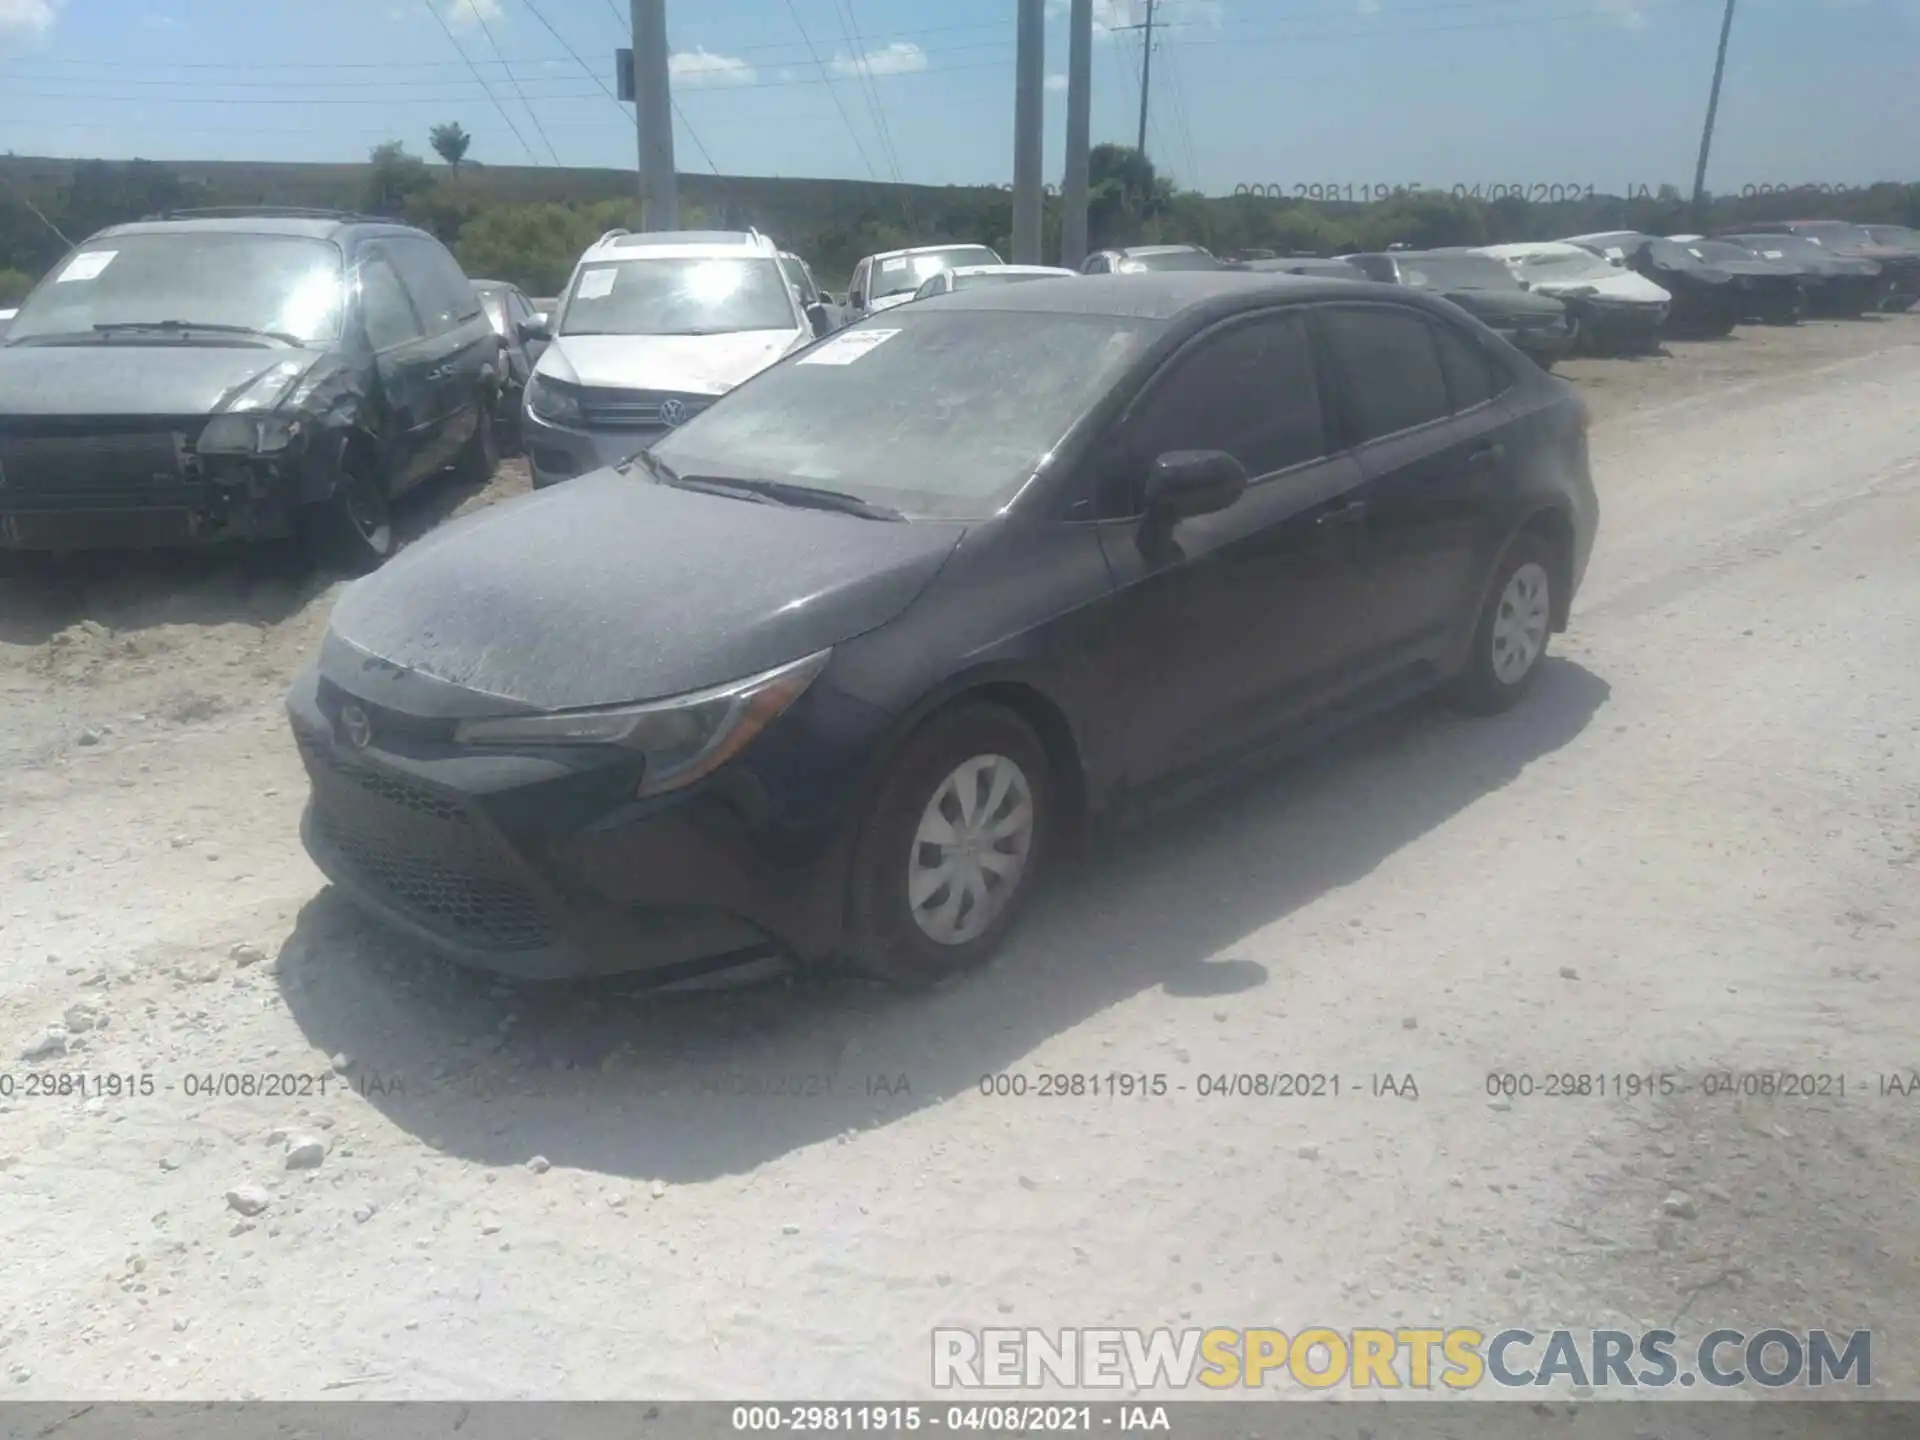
520 229 834 488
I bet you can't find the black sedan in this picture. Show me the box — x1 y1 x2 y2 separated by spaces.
1739 220 1920 312
1563 231 1752 335
1714 232 1884 317
1346 249 1577 368
1662 238 1806 324
288 273 1597 987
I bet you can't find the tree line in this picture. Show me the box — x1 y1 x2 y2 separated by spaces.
3 135 1917 305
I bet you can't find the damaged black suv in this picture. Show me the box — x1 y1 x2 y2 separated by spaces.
0 208 501 570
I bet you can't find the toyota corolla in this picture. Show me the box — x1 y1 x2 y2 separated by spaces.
289 273 1596 987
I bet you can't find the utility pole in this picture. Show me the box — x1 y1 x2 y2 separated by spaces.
632 0 678 230
1060 0 1093 269
1689 0 1737 223
1136 0 1154 156
1012 0 1046 263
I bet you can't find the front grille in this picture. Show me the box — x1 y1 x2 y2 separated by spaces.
575 387 713 432
296 729 556 952
0 420 204 500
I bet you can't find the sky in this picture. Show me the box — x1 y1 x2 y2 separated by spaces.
1 0 1917 196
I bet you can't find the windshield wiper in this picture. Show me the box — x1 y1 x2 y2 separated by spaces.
665 472 904 521
92 319 303 345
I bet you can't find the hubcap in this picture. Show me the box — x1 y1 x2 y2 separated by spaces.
1490 561 1551 685
907 753 1035 946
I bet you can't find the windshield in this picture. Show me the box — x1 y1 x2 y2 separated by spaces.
1397 253 1521 290
1641 237 1710 270
1501 248 1621 283
1119 249 1221 272
869 247 1002 299
1865 225 1920 248
559 256 797 337
648 310 1158 521
1693 240 1768 264
5 231 344 344
1726 234 1829 262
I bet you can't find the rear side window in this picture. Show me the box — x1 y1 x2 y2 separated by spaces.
1109 311 1325 512
1319 305 1451 442
1431 322 1502 411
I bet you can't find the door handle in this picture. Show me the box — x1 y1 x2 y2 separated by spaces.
1315 499 1367 527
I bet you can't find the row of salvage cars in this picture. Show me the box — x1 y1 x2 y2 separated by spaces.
1246 219 1920 362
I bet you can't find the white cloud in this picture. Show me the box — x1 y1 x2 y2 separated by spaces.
439 0 503 31
670 46 757 85
1594 0 1648 29
1355 0 1382 15
829 40 929 77
1045 72 1068 91
0 0 63 42
1062 0 1223 39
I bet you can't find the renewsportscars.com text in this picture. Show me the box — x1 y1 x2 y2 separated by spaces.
932 1327 1872 1390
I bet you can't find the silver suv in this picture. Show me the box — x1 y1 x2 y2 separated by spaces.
519 229 834 488
846 243 1004 318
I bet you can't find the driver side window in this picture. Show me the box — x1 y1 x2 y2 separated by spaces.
1094 311 1326 519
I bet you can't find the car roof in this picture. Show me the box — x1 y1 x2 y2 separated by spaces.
469 278 515 291
91 216 391 242
1478 241 1591 259
910 270 1420 321
1115 244 1209 257
1562 231 1645 247
949 264 1073 278
585 229 776 260
866 242 999 261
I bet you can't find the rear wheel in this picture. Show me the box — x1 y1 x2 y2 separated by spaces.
308 453 394 574
1447 534 1556 715
844 702 1051 987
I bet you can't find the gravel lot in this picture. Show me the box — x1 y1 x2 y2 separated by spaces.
1 314 1917 1401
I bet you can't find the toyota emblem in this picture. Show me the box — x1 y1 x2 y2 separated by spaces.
659 398 687 428
340 704 374 750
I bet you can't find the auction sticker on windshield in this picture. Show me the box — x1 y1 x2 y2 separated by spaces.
799 328 900 365
57 251 117 282
575 267 617 300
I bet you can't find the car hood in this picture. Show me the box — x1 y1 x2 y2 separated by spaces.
0 342 322 418
1525 271 1670 306
533 329 807 397
1435 287 1568 322
318 467 966 715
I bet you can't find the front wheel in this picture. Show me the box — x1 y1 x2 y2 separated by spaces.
307 454 395 573
844 702 1052 987
1447 534 1556 715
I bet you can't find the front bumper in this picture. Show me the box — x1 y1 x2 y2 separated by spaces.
0 426 306 551
1568 300 1667 354
521 404 662 489
286 666 875 980
1501 319 1576 366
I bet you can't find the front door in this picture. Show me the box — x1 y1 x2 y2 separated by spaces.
353 247 437 490
1081 308 1373 785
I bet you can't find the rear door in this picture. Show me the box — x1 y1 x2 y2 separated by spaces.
1315 303 1513 672
1083 307 1373 783
351 245 437 490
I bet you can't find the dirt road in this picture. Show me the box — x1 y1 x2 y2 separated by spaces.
1 317 1917 1400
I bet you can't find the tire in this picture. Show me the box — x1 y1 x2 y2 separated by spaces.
307 451 395 574
1447 532 1557 715
844 701 1052 987
455 400 499 484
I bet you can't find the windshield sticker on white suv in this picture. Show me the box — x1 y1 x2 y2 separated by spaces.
798 328 901 365
58 251 118 282
574 268 617 300
1763 250 1785 260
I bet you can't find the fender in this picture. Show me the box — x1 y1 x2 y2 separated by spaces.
296 414 383 508
1442 504 1575 677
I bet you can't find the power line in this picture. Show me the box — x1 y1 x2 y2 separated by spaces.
0 168 73 247
779 0 879 180
420 0 543 164
834 0 905 186
463 0 565 164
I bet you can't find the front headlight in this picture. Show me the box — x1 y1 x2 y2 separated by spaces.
197 412 302 455
453 649 832 798
526 373 584 427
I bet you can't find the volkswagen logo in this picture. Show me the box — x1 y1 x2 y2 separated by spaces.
339 704 374 751
659 398 687 428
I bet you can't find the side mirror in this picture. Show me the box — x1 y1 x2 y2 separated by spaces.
1144 450 1247 522
518 314 551 344
805 301 834 338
